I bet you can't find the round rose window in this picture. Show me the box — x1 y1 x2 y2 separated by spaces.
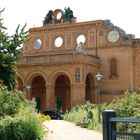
55 37 63 47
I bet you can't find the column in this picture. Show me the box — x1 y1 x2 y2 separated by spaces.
45 85 55 110
23 85 28 98
71 83 85 108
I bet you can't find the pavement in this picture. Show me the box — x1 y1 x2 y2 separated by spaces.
43 120 102 140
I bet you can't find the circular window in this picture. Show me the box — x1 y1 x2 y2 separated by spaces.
34 39 42 49
77 35 86 44
56 12 62 20
55 37 63 48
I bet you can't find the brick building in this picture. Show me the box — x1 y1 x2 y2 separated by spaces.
16 8 140 111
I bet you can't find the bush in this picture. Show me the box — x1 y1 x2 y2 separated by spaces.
107 91 140 118
106 91 140 132
64 102 102 131
64 92 140 133
76 116 90 128
0 85 45 139
0 85 29 118
0 113 43 140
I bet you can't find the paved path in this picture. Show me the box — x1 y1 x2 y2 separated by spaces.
43 120 102 140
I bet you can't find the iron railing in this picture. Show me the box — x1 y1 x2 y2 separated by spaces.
103 110 140 140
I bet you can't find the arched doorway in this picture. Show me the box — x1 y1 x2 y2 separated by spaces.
31 76 46 112
55 75 71 112
85 74 95 103
17 77 23 91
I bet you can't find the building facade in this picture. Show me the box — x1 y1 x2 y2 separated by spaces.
16 8 140 112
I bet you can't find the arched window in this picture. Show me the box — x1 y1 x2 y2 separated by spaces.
110 59 117 77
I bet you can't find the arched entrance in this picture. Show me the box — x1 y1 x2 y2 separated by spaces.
55 75 71 112
85 74 95 103
31 76 46 111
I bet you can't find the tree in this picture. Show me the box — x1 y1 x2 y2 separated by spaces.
0 9 28 90
56 96 63 112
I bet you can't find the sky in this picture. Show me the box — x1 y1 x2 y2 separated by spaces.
1 0 140 38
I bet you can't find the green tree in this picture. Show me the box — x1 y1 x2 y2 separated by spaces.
56 96 63 112
0 9 28 90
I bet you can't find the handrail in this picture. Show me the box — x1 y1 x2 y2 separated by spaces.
110 118 140 123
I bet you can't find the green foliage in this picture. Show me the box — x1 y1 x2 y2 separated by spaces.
0 10 44 139
106 91 140 132
76 116 90 128
0 85 44 139
0 85 27 118
64 92 140 132
56 96 63 112
64 105 87 123
0 113 43 140
64 101 102 131
0 10 28 90
107 91 140 118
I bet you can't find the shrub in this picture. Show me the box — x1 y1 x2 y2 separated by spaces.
76 116 89 128
64 102 102 131
106 91 140 118
64 92 140 132
0 85 31 118
106 91 140 132
56 96 63 112
0 85 45 139
0 113 43 140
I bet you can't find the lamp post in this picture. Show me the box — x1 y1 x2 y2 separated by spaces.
26 85 31 99
95 72 103 103
95 72 103 122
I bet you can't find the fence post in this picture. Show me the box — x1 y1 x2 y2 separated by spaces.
102 110 116 140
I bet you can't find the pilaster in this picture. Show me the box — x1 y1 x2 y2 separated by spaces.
45 85 55 110
71 83 85 107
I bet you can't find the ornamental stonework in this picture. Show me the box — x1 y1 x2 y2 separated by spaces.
16 8 140 112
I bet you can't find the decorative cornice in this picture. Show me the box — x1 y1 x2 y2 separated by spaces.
16 53 100 67
29 20 102 33
133 38 140 45
17 60 99 67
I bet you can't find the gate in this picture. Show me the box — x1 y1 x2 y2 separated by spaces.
103 110 140 140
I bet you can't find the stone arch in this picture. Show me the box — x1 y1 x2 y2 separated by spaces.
49 70 73 85
25 70 47 85
31 76 46 111
85 73 95 103
25 71 47 111
49 70 72 112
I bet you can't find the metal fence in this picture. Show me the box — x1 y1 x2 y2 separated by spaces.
102 110 140 140
115 132 140 140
